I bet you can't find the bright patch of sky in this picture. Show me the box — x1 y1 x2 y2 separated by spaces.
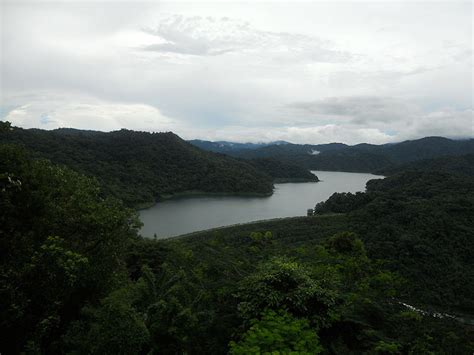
1 0 472 144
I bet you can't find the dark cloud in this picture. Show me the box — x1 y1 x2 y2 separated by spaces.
287 96 418 124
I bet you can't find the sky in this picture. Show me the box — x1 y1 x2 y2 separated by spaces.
1 0 473 144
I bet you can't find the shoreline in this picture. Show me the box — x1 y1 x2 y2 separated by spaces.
273 177 319 183
137 190 274 210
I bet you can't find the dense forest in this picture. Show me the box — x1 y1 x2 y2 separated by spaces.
245 158 319 182
0 124 274 207
375 154 474 177
188 139 289 153
196 137 474 173
314 165 474 314
1 118 473 353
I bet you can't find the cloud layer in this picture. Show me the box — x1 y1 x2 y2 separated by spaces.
1 1 472 144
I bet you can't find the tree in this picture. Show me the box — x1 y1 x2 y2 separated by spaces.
64 288 150 354
0 144 141 353
229 309 323 354
235 257 340 329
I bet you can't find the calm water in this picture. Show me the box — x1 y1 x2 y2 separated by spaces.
139 171 383 238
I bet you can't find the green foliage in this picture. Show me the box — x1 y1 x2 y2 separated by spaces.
376 154 474 177
29 236 89 287
0 124 274 206
64 287 150 355
315 170 474 313
373 340 402 354
234 136 474 172
236 257 340 329
0 120 13 132
250 231 274 244
2 131 473 354
229 309 323 354
246 157 319 182
143 211 473 353
0 144 140 353
315 191 371 214
324 231 366 257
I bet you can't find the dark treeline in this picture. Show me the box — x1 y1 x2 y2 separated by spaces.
0 124 274 207
375 153 474 177
315 167 474 314
202 136 474 173
188 139 289 153
1 122 473 353
245 157 319 182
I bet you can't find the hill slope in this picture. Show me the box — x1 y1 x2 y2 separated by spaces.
0 126 274 207
246 158 319 182
2 135 472 354
188 139 289 153
376 153 474 177
233 137 474 172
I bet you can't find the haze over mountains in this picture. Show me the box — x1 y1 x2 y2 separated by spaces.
188 140 290 153
192 136 474 172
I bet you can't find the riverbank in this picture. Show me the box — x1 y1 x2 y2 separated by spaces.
137 189 274 210
138 171 380 237
273 177 319 183
166 213 344 241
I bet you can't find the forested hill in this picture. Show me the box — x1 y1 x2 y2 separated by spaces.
314 161 474 315
2 123 473 353
0 125 274 207
246 158 319 182
375 154 474 177
220 137 474 172
188 139 289 153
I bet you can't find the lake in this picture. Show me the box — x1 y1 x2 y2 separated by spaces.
139 171 383 238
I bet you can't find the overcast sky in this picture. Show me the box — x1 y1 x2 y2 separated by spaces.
1 0 472 144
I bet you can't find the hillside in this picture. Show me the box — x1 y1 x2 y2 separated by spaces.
231 137 474 172
0 125 274 207
188 139 289 153
375 154 474 177
315 170 474 312
2 139 473 354
129 166 473 353
245 158 319 182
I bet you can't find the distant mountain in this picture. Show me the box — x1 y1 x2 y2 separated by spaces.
376 154 474 177
188 139 290 154
379 137 474 163
0 127 274 207
232 137 474 173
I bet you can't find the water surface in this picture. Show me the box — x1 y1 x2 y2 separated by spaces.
139 171 383 238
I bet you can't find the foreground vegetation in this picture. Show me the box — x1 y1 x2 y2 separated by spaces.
1 127 473 353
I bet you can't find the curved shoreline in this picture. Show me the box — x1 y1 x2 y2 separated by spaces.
162 214 344 241
137 190 274 210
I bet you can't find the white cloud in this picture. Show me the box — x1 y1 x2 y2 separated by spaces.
0 1 472 144
4 93 177 132
141 15 352 63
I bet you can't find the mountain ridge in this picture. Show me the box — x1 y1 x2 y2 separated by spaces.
0 126 275 207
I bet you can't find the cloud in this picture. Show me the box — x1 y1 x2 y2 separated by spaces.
287 96 420 125
141 15 352 62
409 108 474 139
285 96 473 142
3 93 178 132
0 2 472 145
